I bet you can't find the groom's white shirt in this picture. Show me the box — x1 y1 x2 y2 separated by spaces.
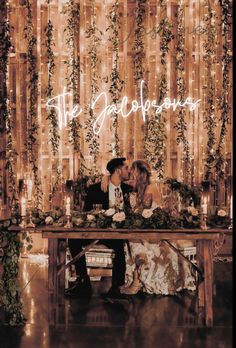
108 182 124 209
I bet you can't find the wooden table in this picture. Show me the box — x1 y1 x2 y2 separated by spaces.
38 226 227 327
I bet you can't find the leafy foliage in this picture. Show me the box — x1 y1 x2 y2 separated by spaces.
0 217 25 326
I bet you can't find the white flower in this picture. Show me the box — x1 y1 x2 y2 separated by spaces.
74 218 84 226
112 212 126 222
150 202 158 211
142 209 153 219
87 214 95 221
45 216 53 225
187 206 198 216
217 209 227 217
104 208 116 216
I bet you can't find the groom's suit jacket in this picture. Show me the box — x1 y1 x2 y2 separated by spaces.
84 181 133 211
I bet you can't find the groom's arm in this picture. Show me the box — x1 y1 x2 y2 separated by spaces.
83 185 94 212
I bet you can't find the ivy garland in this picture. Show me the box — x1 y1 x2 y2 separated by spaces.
63 0 82 155
202 3 217 180
0 4 18 211
106 0 124 156
215 0 232 178
0 3 11 133
0 217 25 326
133 0 146 93
24 0 42 208
45 16 60 156
144 2 174 179
174 5 191 182
84 6 102 167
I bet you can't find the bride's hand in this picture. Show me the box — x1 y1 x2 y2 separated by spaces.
101 175 110 192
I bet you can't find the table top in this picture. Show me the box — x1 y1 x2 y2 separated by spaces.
8 225 231 240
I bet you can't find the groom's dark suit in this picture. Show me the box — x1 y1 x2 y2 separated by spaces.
68 181 132 288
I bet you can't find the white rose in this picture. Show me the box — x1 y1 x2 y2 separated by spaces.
75 218 84 226
142 209 153 219
45 216 53 225
217 209 227 217
112 212 126 222
104 208 116 216
87 214 95 221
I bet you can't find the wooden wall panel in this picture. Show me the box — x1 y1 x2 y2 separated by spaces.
0 0 232 211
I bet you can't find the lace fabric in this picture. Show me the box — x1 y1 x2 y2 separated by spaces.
124 193 196 295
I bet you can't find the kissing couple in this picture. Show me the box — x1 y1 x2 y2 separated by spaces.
66 157 196 300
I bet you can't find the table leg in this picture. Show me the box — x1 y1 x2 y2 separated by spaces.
48 238 58 325
203 240 214 327
196 241 204 308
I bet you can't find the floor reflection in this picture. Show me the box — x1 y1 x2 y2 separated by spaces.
0 258 232 348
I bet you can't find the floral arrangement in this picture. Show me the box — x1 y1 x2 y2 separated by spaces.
207 208 230 228
165 178 201 206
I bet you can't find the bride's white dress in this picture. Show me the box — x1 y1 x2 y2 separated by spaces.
124 196 196 295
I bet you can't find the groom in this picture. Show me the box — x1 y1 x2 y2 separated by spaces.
66 157 132 300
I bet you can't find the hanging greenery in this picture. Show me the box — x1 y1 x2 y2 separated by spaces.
215 0 232 179
0 3 11 133
144 2 174 179
133 0 146 92
63 0 82 155
202 3 217 180
0 4 18 211
84 5 102 168
174 5 191 182
24 0 42 208
106 0 124 156
0 217 25 326
45 17 60 156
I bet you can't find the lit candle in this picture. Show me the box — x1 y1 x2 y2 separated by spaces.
201 196 208 215
27 179 33 201
66 197 70 215
177 193 181 212
21 197 26 216
230 195 233 219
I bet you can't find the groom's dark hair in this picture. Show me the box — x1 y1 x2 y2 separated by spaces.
106 157 126 175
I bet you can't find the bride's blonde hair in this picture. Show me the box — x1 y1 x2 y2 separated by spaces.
131 160 151 209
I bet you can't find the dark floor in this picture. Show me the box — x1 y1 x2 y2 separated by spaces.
0 256 233 348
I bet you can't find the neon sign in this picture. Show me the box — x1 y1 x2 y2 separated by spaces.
46 80 201 134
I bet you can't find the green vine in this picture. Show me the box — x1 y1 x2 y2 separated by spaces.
63 0 82 155
24 0 42 208
215 0 232 178
144 2 174 179
45 18 60 156
85 6 102 167
0 3 18 211
202 3 217 180
0 217 25 326
174 5 191 182
106 0 124 156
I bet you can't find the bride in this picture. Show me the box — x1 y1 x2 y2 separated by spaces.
103 160 196 295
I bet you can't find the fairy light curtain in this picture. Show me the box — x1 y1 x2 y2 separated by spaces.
0 0 232 211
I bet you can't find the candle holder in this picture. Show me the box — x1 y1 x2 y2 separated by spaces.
19 216 27 228
27 209 35 228
200 213 208 230
64 214 73 228
228 218 233 230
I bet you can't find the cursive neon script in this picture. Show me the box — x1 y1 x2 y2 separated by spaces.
46 80 201 134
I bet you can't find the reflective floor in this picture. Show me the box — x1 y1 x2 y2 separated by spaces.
0 257 233 348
